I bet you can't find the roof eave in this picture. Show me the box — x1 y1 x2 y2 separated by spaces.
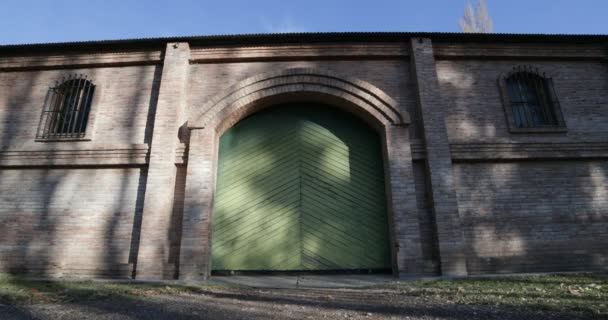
1 32 607 55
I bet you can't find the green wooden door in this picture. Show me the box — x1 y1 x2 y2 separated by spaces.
211 104 391 271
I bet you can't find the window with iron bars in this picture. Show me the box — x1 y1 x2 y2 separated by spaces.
499 66 566 132
36 74 95 139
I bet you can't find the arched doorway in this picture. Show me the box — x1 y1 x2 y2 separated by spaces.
180 68 423 280
210 103 391 272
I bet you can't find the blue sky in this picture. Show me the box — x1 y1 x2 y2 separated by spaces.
0 0 607 45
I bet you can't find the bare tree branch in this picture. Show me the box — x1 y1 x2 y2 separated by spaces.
459 0 494 33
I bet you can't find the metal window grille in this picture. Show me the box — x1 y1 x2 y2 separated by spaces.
37 74 95 139
504 66 558 128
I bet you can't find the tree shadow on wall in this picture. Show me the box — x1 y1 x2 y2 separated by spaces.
438 64 608 275
209 103 392 273
0 61 162 279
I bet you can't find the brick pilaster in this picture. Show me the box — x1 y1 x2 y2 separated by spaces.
409 38 467 276
135 42 190 279
384 125 425 277
179 128 217 280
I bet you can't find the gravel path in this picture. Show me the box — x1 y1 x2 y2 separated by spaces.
1 287 595 320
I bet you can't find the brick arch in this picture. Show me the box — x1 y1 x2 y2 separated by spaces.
179 68 423 281
188 68 409 132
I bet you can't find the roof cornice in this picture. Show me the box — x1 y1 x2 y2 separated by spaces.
1 32 607 54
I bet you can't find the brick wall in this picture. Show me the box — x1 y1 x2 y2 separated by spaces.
0 167 146 278
436 53 608 274
454 160 608 274
436 59 608 143
412 161 440 275
0 65 161 147
0 37 606 279
167 165 187 279
0 62 160 278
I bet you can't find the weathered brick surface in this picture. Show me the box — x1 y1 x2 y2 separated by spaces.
410 38 467 276
435 47 608 274
0 50 162 70
189 43 408 62
180 128 217 280
167 165 187 279
187 60 423 140
383 126 424 276
0 167 146 277
0 55 160 278
433 42 606 59
453 161 608 274
136 43 190 279
436 59 608 143
0 65 160 148
0 36 606 279
413 161 440 275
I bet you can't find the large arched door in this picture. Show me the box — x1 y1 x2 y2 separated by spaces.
211 104 390 271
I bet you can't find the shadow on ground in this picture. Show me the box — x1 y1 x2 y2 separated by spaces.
2 286 598 320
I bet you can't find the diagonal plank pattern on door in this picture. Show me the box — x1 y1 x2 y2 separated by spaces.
211 104 390 271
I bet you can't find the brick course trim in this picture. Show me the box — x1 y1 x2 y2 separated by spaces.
0 50 162 71
189 43 408 63
450 142 608 161
433 42 607 60
401 142 608 161
0 143 149 167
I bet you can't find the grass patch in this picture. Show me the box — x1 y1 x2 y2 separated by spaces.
1 272 606 317
0 274 230 305
388 273 608 316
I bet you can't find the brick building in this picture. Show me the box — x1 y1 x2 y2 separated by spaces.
0 32 606 280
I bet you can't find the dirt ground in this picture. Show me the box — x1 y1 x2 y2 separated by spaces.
1 286 597 320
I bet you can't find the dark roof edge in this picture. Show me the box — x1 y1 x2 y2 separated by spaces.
1 32 608 54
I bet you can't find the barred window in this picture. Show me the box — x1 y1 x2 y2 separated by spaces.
37 74 95 139
499 66 566 132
